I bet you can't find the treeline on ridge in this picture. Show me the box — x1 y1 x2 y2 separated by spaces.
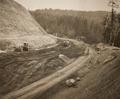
30 9 107 43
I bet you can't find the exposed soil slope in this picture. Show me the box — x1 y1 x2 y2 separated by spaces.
0 0 56 50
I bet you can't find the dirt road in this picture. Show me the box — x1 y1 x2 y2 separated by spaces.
3 44 94 99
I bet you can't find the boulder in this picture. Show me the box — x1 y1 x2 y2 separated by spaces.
65 79 76 87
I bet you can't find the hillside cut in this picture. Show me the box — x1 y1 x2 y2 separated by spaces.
0 0 56 50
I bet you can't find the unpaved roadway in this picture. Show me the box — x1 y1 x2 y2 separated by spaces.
3 40 95 99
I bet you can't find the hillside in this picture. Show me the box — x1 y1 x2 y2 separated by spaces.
31 9 107 22
30 9 108 43
0 0 56 50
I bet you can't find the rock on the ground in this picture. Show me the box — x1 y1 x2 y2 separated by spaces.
76 77 81 81
65 79 76 87
0 50 6 53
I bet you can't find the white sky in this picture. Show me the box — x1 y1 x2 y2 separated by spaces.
15 0 111 11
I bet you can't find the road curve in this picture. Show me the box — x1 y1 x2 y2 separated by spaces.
3 41 95 99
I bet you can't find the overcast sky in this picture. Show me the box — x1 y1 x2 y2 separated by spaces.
15 0 111 11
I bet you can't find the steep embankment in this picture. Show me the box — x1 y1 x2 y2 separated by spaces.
0 0 56 50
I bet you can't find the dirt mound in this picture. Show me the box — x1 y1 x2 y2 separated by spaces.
0 0 56 50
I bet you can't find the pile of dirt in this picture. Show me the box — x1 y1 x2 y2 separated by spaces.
0 0 56 50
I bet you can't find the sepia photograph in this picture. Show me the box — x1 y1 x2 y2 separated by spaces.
0 0 120 99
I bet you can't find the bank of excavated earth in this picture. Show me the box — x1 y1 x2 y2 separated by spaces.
0 0 56 51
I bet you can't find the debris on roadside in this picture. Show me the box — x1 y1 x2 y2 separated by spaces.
14 47 23 52
14 43 29 52
65 79 76 87
61 40 71 48
76 77 81 81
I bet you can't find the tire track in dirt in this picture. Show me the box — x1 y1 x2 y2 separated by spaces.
3 46 95 99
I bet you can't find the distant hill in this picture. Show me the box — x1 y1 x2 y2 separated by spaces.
31 9 107 22
0 0 56 50
30 9 108 43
